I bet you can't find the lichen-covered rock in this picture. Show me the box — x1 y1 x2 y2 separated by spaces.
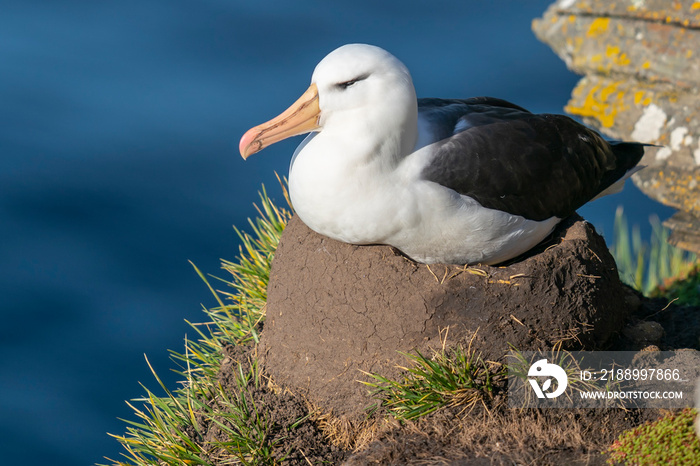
533 0 700 253
533 3 700 89
259 215 635 416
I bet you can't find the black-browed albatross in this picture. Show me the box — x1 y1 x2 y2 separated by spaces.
239 44 645 265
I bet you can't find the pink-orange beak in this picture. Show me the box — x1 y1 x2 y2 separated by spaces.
239 83 321 159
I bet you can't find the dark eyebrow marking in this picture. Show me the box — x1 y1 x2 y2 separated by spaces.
336 73 370 89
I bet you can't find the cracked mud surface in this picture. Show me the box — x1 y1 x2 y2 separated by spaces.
259 214 637 416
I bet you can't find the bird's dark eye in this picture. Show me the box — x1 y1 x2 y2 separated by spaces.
336 80 356 90
335 74 369 90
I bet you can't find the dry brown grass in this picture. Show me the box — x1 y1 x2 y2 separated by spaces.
314 411 397 452
340 404 644 465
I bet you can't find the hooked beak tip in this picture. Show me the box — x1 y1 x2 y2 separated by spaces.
239 130 258 160
239 83 320 160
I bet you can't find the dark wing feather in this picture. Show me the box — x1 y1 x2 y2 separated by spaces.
419 97 645 221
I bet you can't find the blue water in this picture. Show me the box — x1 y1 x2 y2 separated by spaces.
1 1 674 464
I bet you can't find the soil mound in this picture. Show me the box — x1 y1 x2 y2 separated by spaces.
260 215 637 416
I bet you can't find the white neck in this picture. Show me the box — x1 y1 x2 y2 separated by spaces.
288 103 419 244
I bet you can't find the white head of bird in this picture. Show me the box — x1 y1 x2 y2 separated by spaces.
240 44 418 163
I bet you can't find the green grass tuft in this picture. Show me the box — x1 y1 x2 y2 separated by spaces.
607 408 700 465
196 180 292 346
651 263 700 307
105 181 292 466
108 353 286 465
611 206 698 297
363 340 505 420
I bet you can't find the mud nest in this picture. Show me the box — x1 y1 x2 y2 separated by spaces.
259 214 638 416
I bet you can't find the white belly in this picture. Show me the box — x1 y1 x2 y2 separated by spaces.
289 149 559 264
289 146 408 244
384 181 560 264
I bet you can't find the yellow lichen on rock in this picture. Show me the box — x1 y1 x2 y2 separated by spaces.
606 45 631 67
587 17 610 37
633 90 653 106
566 80 627 128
